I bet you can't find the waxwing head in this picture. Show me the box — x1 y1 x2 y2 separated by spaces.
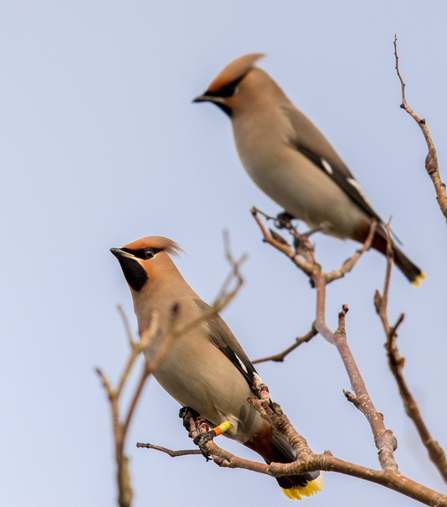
193 53 266 116
110 236 184 293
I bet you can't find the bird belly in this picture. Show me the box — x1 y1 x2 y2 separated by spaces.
148 334 263 443
240 148 367 238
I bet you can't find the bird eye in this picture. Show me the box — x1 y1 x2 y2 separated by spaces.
217 75 245 98
144 249 155 259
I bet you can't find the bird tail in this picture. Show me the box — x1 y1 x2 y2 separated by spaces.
369 226 425 286
394 246 425 287
278 470 323 500
245 425 323 500
271 430 323 500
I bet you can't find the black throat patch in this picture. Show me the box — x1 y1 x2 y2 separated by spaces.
117 256 148 291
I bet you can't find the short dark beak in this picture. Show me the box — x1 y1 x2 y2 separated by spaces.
193 93 207 103
110 247 128 259
192 92 231 116
192 92 222 104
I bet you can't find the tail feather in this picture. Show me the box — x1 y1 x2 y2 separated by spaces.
353 222 424 285
270 430 323 499
245 424 323 500
371 227 424 285
281 473 323 499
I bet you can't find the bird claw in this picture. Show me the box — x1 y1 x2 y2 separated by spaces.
193 430 215 459
179 406 199 431
180 407 212 458
275 211 295 229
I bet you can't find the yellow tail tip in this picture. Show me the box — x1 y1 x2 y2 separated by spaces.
411 271 426 288
281 474 323 500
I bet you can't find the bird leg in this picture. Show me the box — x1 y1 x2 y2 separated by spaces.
179 406 200 434
192 418 214 459
275 211 295 229
179 407 214 458
276 211 324 239
300 224 326 238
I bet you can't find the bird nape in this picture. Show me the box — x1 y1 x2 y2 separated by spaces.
193 53 424 286
111 235 323 499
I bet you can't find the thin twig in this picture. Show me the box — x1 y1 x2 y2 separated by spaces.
95 308 159 507
136 443 202 457
252 328 317 364
394 35 447 223
122 364 151 440
375 223 447 482
252 207 376 286
325 221 377 283
115 313 159 398
117 304 136 346
251 207 315 277
328 302 398 471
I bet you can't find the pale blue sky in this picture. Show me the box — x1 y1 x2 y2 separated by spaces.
1 1 446 506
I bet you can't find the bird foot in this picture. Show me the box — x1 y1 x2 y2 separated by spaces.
193 430 215 446
180 407 212 458
193 430 215 459
275 211 295 229
179 406 199 432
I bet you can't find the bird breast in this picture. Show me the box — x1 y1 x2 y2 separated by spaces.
150 329 264 442
231 111 367 238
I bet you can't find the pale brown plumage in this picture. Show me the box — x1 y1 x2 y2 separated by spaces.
111 235 323 499
194 54 424 285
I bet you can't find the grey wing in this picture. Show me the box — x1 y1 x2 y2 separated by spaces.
281 104 383 223
193 299 257 388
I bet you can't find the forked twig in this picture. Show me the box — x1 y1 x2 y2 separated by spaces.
394 35 447 223
252 328 317 364
95 310 159 507
252 210 400 461
374 224 447 482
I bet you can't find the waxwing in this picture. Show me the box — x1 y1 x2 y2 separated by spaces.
194 54 424 285
111 235 323 500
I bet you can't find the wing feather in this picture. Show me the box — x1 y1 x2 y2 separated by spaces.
193 299 257 388
281 104 383 222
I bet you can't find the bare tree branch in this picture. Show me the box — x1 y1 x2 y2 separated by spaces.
325 220 377 283
135 211 447 505
117 304 136 346
394 35 447 223
251 207 376 285
95 312 159 507
252 328 317 364
135 442 202 457
251 207 316 276
250 209 376 363
375 224 447 483
251 209 400 470
162 376 447 507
